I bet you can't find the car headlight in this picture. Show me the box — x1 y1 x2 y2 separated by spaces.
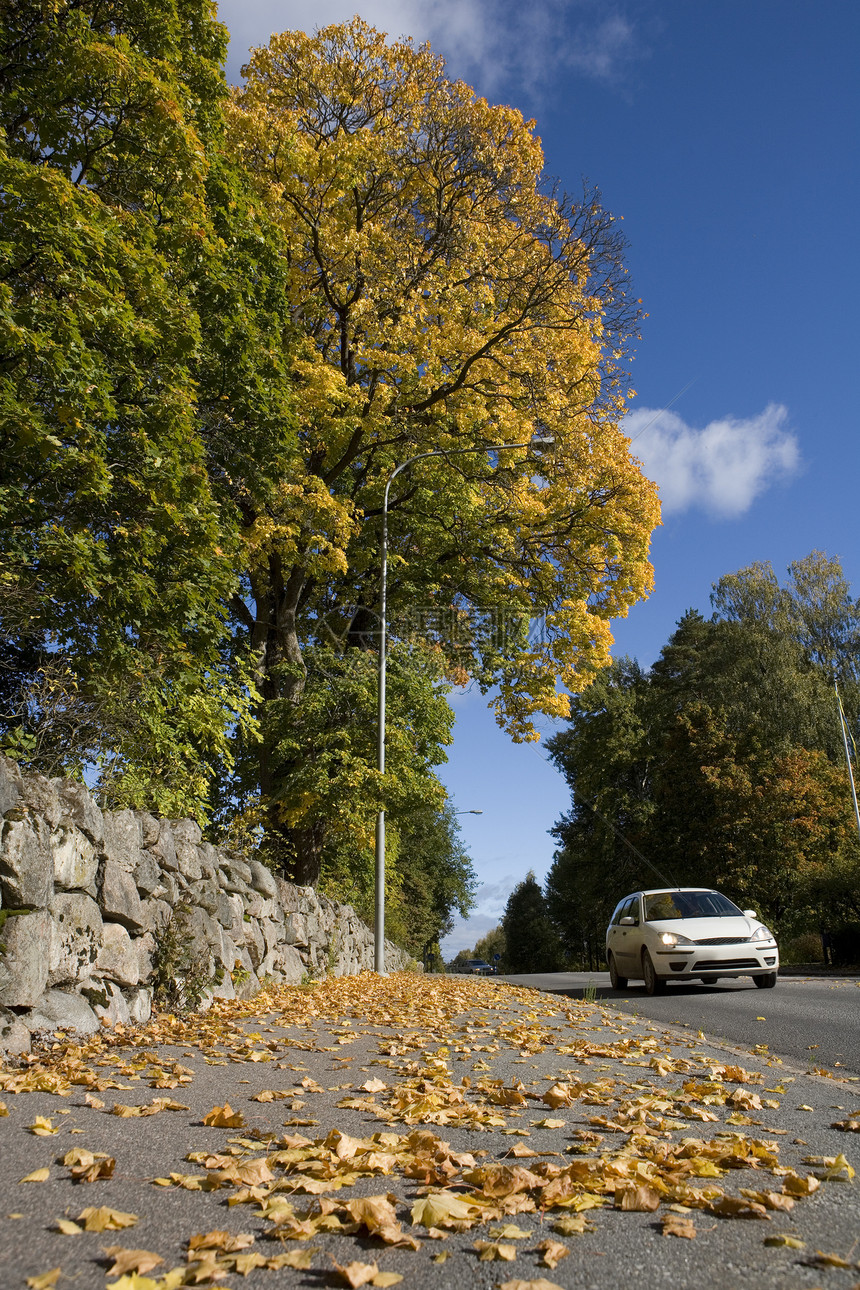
750 926 774 942
660 932 694 947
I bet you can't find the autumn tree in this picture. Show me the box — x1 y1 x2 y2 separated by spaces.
0 0 256 815
217 18 659 881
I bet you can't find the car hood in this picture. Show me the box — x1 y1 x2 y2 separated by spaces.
647 916 760 941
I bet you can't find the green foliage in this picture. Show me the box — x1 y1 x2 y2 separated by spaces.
0 0 254 819
547 554 860 951
473 926 507 971
501 871 563 973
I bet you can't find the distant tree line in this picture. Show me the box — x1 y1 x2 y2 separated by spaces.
465 554 860 972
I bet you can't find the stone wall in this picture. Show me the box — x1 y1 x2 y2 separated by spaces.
0 757 410 1053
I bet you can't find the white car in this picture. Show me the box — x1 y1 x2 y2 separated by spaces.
606 888 779 994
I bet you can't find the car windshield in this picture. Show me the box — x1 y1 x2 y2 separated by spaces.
643 891 743 921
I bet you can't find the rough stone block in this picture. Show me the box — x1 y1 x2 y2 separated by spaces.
248 860 278 899
277 945 306 984
0 909 53 1005
52 823 98 895
97 922 140 987
127 986 152 1024
174 843 202 883
133 850 160 897
0 1006 30 1053
282 912 308 947
244 894 276 921
18 774 62 829
100 860 144 932
140 898 172 936
244 920 265 970
135 812 161 849
54 780 103 844
214 894 238 929
136 931 157 982
151 821 178 871
101 809 142 874
48 892 103 985
0 756 23 817
275 878 303 912
0 815 54 908
23 988 99 1036
93 980 130 1027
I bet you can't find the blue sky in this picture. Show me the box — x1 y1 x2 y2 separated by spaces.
215 1 860 954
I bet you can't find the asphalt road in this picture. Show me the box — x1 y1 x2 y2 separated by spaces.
500 972 860 1078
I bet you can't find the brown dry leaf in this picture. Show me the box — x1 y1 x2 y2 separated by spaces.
331 1258 380 1287
661 1213 696 1240
55 1220 83 1235
489 1225 532 1240
532 1118 566 1129
20 1168 50 1183
371 1275 403 1287
781 1172 821 1196
763 1235 806 1249
542 1084 572 1109
84 1094 104 1109
266 1250 318 1269
535 1239 570 1269
0 1100 7 1116
188 1230 255 1254
474 1240 517 1262
72 1156 115 1183
551 1215 594 1236
707 1196 769 1220
615 1183 661 1212
102 1247 165 1276
202 1102 245 1128
25 1271 61 1290
831 1117 860 1132
77 1206 138 1232
361 1078 387 1093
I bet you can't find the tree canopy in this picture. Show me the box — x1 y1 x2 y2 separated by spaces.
1 9 662 951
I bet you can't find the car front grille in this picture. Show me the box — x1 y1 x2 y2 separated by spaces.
695 937 746 946
692 957 759 969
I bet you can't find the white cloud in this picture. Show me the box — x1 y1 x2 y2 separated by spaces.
625 402 800 518
216 0 645 96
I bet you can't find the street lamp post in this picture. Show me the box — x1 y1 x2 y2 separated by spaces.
374 438 552 973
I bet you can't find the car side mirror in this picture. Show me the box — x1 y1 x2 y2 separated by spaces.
619 916 635 926
742 909 757 919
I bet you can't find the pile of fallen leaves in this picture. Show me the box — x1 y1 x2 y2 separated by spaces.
0 973 857 1290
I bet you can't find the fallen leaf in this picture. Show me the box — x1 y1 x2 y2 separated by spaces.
27 1117 59 1136
20 1168 50 1183
371 1275 403 1287
551 1215 594 1236
55 1220 83 1235
331 1258 380 1287
77 1206 138 1232
615 1183 661 1212
474 1240 517 1262
102 1248 165 1276
202 1102 245 1128
763 1235 806 1249
804 1251 854 1269
661 1213 696 1239
535 1239 570 1268
266 1250 317 1269
25 1272 61 1289
497 1280 565 1290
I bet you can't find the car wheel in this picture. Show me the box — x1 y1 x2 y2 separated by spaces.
641 949 666 995
754 972 777 988
700 975 718 985
608 954 627 990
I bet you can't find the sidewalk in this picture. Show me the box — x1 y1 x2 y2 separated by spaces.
0 973 858 1289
